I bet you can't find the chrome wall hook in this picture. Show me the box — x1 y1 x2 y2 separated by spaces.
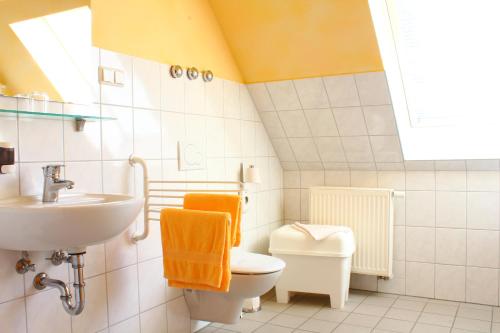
169 65 183 78
16 251 35 274
202 70 214 82
186 67 199 80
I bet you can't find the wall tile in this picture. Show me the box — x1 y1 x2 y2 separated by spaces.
63 103 101 161
278 110 311 137
315 137 346 163
467 230 499 268
435 265 466 302
323 74 360 107
205 77 223 117
303 108 339 137
240 85 258 121
223 80 240 119
406 191 435 227
355 72 392 106
289 138 320 162
0 250 25 303
167 297 191 333
406 262 434 298
206 117 225 157
436 192 466 228
101 105 133 160
65 161 102 193
266 81 301 111
138 257 166 311
370 136 402 163
467 192 500 230
466 267 499 305
71 274 108 333
293 78 329 109
247 83 275 112
18 103 63 162
284 189 300 220
106 265 140 325
224 119 241 157
341 136 373 163
435 171 466 191
406 227 435 263
467 171 500 192
140 304 168 333
160 65 185 113
132 57 161 110
185 79 205 115
324 170 350 186
26 289 71 333
133 108 162 159
109 315 140 333
161 111 185 159
363 105 397 135
0 298 26 333
435 228 466 265
260 112 286 138
406 172 435 191
332 107 367 136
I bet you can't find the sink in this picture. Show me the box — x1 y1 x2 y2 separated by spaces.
0 193 144 252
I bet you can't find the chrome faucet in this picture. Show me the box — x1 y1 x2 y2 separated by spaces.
42 165 74 202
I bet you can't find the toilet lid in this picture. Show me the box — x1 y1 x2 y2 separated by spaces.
230 249 286 274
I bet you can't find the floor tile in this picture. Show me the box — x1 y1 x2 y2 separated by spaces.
392 299 426 312
242 310 278 323
262 301 291 313
221 319 263 332
353 303 390 317
333 323 371 333
376 318 414 333
493 323 500 333
453 317 490 333
298 318 339 333
457 304 492 321
385 308 421 322
344 313 381 328
269 313 308 329
253 324 293 333
424 303 459 316
312 308 349 322
411 323 451 333
418 313 455 327
283 303 322 317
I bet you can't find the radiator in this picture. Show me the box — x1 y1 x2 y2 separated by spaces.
309 187 394 277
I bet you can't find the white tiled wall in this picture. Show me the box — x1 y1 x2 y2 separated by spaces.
284 169 500 306
0 48 283 333
248 72 500 172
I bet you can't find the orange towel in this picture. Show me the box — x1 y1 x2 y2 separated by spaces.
184 193 242 246
160 208 232 292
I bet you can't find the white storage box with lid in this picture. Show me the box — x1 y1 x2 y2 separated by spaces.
269 224 355 308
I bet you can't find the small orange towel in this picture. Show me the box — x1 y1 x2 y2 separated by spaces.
160 208 232 292
184 193 242 246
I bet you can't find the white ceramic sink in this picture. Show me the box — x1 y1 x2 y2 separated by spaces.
0 193 144 252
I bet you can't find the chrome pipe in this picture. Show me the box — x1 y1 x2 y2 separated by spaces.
33 253 86 316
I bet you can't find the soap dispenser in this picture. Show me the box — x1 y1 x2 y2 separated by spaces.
0 142 15 174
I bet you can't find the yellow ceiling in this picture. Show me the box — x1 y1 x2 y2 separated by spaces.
209 0 383 83
0 0 89 100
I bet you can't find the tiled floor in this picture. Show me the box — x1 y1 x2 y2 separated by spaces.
199 290 500 333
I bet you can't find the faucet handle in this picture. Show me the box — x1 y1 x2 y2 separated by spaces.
42 164 64 178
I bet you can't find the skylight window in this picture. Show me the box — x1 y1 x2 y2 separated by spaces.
10 6 94 104
369 1 500 160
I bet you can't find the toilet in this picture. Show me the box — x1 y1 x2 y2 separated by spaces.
184 248 286 324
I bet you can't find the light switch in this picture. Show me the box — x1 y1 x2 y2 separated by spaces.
100 66 114 84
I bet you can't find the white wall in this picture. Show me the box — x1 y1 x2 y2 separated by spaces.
284 169 500 306
0 48 283 333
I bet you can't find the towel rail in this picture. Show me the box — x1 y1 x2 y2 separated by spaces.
129 155 245 242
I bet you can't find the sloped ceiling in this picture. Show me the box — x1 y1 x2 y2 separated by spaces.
209 0 383 83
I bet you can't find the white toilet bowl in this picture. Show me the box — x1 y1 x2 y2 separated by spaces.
184 248 286 324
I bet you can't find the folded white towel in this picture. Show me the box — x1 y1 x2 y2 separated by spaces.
292 222 350 240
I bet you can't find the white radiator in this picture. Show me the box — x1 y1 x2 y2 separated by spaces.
309 187 394 277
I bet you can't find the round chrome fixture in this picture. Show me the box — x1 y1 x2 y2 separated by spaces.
186 67 199 80
169 65 183 78
202 70 214 82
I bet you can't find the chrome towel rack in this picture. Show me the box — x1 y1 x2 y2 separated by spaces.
129 155 245 242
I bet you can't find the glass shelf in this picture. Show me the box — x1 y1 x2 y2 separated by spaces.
0 108 115 131
0 108 116 121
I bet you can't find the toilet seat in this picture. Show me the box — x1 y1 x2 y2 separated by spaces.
230 249 285 275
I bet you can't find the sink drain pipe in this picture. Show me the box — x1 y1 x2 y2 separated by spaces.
34 253 86 316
